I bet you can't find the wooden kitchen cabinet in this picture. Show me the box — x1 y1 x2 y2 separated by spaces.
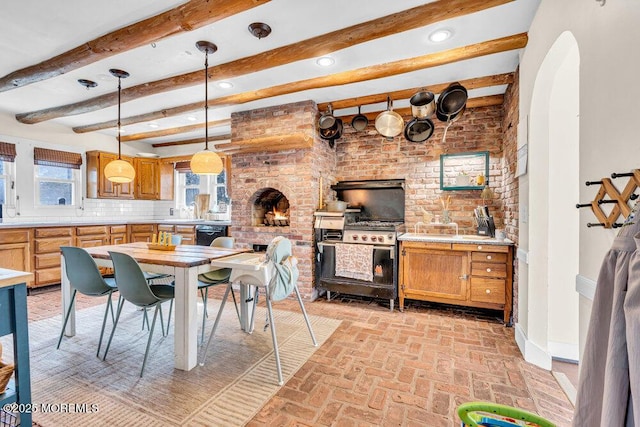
86 150 134 199
157 224 196 245
129 223 156 243
110 225 128 245
75 225 109 247
34 227 73 287
0 229 32 287
134 157 159 200
399 240 513 324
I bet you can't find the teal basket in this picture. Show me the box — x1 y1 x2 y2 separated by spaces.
458 402 556 427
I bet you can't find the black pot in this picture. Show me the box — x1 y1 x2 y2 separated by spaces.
351 106 368 131
320 117 343 141
404 117 434 143
436 82 468 121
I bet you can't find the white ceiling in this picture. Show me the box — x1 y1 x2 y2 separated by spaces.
0 0 540 147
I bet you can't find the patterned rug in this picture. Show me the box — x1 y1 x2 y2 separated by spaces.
16 299 340 426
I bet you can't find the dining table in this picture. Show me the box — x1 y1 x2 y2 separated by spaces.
60 242 250 371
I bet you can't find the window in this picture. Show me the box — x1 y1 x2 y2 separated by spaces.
0 142 17 205
175 161 229 210
33 147 82 206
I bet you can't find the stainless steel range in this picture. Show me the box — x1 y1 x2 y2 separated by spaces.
314 179 405 310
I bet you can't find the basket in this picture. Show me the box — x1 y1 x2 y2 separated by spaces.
0 360 14 394
147 243 176 251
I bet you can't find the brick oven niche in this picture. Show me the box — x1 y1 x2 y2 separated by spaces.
252 188 290 226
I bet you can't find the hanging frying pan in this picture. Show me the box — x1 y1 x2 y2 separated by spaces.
375 97 404 138
318 103 336 130
404 117 434 143
440 105 465 143
351 106 369 131
409 91 436 119
436 82 468 121
320 117 343 141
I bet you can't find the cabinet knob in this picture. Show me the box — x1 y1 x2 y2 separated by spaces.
485 289 491 294
458 274 469 280
477 245 483 250
487 255 492 260
486 268 492 272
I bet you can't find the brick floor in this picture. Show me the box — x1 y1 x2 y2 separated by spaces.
27 286 575 426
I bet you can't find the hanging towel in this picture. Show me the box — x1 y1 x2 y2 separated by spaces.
265 236 297 301
335 243 373 282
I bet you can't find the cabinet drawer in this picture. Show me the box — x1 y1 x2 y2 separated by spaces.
401 241 452 251
76 225 108 236
35 267 62 285
130 224 155 233
35 237 74 254
470 278 505 304
110 225 127 234
35 253 61 269
472 262 507 278
471 252 507 263
0 229 31 243
35 227 72 238
175 225 196 234
452 243 510 253
157 224 174 232
76 236 108 248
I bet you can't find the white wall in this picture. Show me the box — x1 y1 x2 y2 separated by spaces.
0 111 182 222
517 0 640 368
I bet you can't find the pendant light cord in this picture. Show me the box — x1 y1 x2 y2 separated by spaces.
204 51 209 151
117 76 122 159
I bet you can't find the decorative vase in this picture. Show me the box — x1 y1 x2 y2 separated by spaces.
442 209 451 224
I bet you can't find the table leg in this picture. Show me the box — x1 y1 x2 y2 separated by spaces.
60 254 75 337
172 267 198 370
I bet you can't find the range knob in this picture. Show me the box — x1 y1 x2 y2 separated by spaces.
371 236 378 242
361 235 368 241
387 234 393 240
352 235 358 240
377 235 385 243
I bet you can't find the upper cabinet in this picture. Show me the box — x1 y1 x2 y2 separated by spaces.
86 150 174 200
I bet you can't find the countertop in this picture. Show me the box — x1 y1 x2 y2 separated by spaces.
0 219 232 229
398 232 514 246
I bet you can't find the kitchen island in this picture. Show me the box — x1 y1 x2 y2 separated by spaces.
398 233 514 324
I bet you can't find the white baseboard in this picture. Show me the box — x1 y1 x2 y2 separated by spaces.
515 322 552 370
548 341 579 362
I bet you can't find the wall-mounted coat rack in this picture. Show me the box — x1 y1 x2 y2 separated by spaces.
576 169 640 228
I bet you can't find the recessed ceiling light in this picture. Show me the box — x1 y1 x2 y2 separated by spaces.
429 29 453 43
148 123 159 128
316 56 335 67
187 116 197 121
217 81 233 89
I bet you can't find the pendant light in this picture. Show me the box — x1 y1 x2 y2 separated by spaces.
190 41 223 175
104 69 136 183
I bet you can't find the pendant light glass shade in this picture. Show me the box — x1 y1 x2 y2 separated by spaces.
190 40 223 175
105 68 135 183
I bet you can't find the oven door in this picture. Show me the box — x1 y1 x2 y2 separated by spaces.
316 241 397 299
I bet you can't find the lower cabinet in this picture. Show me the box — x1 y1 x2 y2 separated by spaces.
399 240 513 324
75 225 109 248
129 224 156 243
110 225 128 245
0 229 32 287
157 224 196 245
34 227 74 288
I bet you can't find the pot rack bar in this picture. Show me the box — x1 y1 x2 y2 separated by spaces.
576 168 640 228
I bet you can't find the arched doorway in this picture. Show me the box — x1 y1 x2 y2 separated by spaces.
519 31 580 368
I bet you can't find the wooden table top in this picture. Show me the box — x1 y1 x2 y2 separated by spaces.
84 242 252 268
0 268 33 288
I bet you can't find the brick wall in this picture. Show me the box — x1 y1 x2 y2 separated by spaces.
335 106 506 235
229 100 336 299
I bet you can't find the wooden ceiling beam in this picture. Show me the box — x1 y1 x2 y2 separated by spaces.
120 119 231 142
317 73 513 112
151 134 231 148
17 0 513 124
73 33 527 133
0 0 269 93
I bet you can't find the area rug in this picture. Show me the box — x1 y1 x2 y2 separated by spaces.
16 299 340 426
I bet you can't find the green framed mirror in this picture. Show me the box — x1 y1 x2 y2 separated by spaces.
439 151 489 191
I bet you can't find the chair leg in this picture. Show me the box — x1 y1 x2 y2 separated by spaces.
141 304 160 377
103 296 125 361
166 299 173 332
96 292 115 358
249 288 260 334
201 287 209 318
293 285 317 347
142 308 149 331
56 289 77 350
199 284 231 366
158 303 166 337
264 286 283 386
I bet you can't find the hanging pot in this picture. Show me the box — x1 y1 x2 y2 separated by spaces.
351 106 369 132
320 117 343 141
404 117 435 143
436 82 468 121
375 97 404 138
318 103 336 130
409 91 436 119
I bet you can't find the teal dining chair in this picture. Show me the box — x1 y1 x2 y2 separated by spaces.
103 251 175 377
196 236 239 343
57 246 119 358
